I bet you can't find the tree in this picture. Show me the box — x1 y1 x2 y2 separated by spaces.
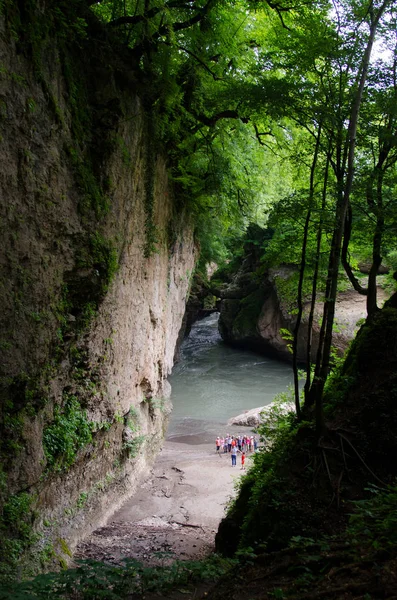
242 0 396 432
90 0 397 430
342 49 397 317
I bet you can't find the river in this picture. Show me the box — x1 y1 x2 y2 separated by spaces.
167 313 294 443
77 313 295 564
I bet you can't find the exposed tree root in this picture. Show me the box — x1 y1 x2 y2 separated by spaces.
336 432 387 486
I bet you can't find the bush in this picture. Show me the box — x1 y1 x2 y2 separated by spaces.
0 554 236 599
348 484 397 553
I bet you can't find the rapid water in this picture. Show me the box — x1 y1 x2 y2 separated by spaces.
167 313 293 443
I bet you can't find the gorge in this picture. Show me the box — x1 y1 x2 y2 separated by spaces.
1 0 397 598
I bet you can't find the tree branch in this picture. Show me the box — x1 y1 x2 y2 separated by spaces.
165 0 217 33
194 110 249 127
108 0 216 33
341 204 368 295
253 123 274 145
265 1 292 30
169 43 224 80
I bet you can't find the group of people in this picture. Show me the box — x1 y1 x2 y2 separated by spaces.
215 434 258 469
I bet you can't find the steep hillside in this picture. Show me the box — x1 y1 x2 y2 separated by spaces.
216 291 397 558
0 2 196 578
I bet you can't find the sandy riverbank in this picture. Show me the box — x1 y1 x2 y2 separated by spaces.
76 437 253 566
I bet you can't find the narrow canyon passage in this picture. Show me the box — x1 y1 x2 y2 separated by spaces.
76 315 293 565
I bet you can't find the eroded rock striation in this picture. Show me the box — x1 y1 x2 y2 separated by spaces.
0 6 196 573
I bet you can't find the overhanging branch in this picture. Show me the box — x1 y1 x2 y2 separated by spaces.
253 123 274 145
107 0 216 33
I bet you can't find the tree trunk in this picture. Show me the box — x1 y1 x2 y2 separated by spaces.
304 151 330 407
308 1 390 435
341 204 368 294
292 127 322 419
367 166 384 317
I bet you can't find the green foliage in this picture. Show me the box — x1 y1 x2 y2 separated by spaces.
322 355 356 417
143 114 159 258
58 538 72 558
1 0 396 588
256 387 299 449
42 394 92 472
234 546 256 564
386 250 397 273
348 484 397 553
125 408 138 432
90 419 112 433
0 369 54 463
88 0 291 266
86 233 118 293
38 542 55 568
0 554 236 599
145 397 167 412
211 225 273 288
2 493 35 544
122 407 145 458
76 493 89 510
122 435 146 458
0 402 24 457
280 328 293 353
224 389 300 551
68 232 119 321
0 492 37 583
66 146 110 220
272 271 310 316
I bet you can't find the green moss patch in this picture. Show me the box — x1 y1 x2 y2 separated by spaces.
233 287 266 338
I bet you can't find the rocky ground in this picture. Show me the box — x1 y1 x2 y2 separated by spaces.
76 437 250 567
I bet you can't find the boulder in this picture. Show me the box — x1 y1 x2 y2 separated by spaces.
227 406 265 427
358 262 389 274
228 401 295 428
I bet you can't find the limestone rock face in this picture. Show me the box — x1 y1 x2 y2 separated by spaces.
228 402 295 428
227 406 264 427
218 262 389 363
0 11 196 567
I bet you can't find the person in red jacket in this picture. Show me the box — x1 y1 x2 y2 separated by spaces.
241 451 246 470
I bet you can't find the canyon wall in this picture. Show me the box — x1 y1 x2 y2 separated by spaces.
0 6 196 574
217 243 388 363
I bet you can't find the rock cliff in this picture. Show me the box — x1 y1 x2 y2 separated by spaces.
217 241 388 363
0 4 196 575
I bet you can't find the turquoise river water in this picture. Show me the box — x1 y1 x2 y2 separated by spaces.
167 313 294 443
